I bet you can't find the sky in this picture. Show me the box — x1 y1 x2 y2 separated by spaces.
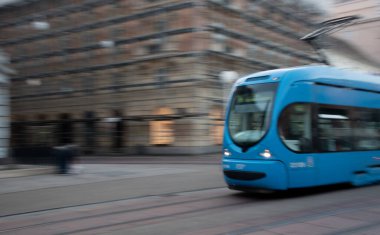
0 0 18 5
307 0 333 14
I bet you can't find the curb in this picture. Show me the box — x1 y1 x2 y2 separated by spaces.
0 165 55 179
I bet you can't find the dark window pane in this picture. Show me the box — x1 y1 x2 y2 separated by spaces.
317 106 353 152
353 109 380 150
279 104 313 152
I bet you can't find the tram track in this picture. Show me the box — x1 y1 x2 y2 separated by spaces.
2 186 380 235
0 187 247 234
0 164 225 218
106 188 380 235
0 186 224 219
58 198 251 235
208 191 380 235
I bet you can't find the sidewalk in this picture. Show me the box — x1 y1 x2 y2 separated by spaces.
80 153 221 164
0 154 221 179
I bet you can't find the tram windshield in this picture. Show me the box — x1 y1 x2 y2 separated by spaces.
227 83 277 148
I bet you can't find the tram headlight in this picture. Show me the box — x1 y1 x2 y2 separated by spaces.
223 149 232 157
259 149 272 158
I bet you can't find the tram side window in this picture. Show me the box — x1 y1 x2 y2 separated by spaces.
317 107 353 152
353 109 380 150
279 104 312 152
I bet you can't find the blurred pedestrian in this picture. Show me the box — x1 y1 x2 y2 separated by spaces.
54 144 81 174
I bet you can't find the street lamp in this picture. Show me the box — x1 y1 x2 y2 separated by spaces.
31 21 50 30
99 40 115 48
219 71 239 116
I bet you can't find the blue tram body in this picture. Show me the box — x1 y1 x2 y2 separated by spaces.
222 65 380 191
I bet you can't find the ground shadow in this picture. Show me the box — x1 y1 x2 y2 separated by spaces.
230 182 380 200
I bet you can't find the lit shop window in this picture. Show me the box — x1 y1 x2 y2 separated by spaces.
150 107 174 145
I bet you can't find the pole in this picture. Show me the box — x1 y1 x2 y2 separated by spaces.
300 15 360 65
219 71 239 118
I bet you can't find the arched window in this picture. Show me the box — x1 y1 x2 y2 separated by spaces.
150 107 174 145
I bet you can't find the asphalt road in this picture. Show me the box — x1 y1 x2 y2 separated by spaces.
1 162 380 235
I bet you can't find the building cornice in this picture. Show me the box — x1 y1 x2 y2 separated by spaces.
207 0 315 39
208 25 320 62
0 0 117 28
11 27 195 63
10 25 319 65
0 1 195 46
11 51 202 81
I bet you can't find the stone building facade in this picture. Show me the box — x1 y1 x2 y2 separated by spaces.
0 0 321 155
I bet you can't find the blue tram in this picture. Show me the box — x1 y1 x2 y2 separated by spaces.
222 65 380 191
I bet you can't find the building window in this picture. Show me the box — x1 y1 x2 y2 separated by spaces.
225 45 233 54
82 73 94 94
155 20 167 32
146 40 162 54
112 73 121 91
156 68 167 88
60 78 73 94
211 34 227 52
248 45 256 58
148 44 160 53
150 107 175 145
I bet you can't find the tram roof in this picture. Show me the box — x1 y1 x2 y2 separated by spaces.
237 65 380 92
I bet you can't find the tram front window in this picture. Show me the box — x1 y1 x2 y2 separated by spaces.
228 83 277 148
